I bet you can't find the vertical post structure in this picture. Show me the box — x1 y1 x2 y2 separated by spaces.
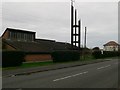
84 27 87 48
75 9 77 46
71 0 81 50
78 20 81 50
71 0 74 47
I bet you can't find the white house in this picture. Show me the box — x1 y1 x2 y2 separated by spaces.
103 41 120 51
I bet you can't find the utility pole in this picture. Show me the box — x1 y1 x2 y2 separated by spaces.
84 27 87 48
83 27 87 60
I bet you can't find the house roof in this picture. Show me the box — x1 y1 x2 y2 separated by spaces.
2 39 73 53
103 41 120 46
1 28 78 52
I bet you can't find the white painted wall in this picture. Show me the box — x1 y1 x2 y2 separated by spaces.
103 46 118 51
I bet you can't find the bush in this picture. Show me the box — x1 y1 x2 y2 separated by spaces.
102 51 119 58
2 51 25 67
92 47 102 59
92 51 120 59
92 50 102 59
51 50 80 62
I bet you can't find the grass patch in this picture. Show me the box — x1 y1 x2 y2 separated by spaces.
3 61 53 70
21 61 53 68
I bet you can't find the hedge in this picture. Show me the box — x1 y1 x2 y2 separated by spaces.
51 50 80 62
92 51 120 59
102 51 120 58
2 51 25 67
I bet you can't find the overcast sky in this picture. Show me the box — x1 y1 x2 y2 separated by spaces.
1 0 118 49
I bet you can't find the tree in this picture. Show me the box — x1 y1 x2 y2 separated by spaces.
92 47 102 59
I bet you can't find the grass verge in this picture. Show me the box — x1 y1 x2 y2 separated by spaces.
3 61 53 70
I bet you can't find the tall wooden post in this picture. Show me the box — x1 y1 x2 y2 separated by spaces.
71 0 74 47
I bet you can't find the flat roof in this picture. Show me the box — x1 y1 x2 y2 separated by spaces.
6 28 36 33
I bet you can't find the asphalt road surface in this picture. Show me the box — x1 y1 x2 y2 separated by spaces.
2 59 118 88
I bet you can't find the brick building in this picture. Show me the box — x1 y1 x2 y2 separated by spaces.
2 28 73 62
2 28 35 42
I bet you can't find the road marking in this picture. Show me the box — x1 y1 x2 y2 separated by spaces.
11 75 15 77
97 67 104 70
97 65 111 70
104 65 111 67
53 71 88 82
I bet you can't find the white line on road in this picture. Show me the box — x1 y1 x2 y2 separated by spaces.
97 67 104 70
97 65 111 70
104 65 111 67
53 71 88 82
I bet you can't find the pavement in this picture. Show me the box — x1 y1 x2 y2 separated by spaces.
2 58 118 88
2 58 116 77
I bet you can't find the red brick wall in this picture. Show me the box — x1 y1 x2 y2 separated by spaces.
24 54 52 62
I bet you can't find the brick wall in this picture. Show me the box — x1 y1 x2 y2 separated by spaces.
2 30 9 39
24 54 52 62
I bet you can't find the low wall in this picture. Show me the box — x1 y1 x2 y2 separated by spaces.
24 54 52 62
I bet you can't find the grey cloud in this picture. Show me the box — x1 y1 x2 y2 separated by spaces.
1 2 118 48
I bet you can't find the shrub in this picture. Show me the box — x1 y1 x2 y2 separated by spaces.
92 50 102 59
92 47 102 59
102 51 119 58
2 51 25 67
51 50 80 62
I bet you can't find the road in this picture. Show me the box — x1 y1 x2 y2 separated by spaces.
2 59 118 88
